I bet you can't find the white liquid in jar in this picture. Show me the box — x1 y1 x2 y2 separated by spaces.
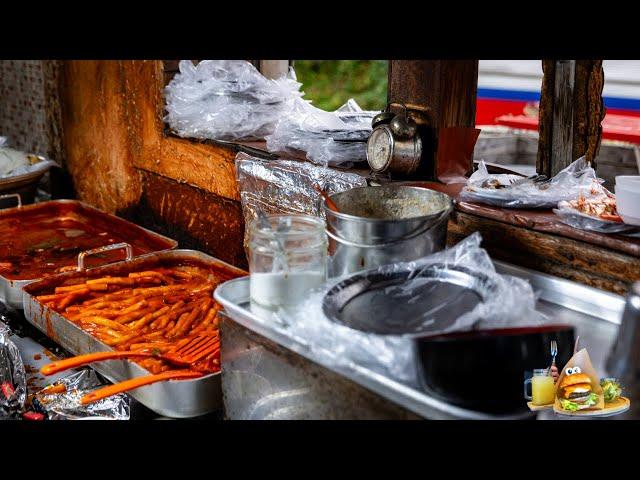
250 271 325 308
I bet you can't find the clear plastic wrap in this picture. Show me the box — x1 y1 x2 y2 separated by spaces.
164 60 303 141
553 204 636 233
0 321 26 419
235 152 367 250
31 369 130 420
264 232 546 385
0 144 57 179
265 97 376 167
460 157 603 208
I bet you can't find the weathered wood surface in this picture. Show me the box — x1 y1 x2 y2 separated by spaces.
550 60 575 175
59 60 247 268
448 211 639 295
538 60 605 176
388 60 478 127
59 60 142 213
123 60 241 202
416 181 640 258
123 171 247 269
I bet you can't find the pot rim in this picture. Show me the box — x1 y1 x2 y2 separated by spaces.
323 185 454 225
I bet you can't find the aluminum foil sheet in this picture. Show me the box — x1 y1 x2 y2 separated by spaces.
0 320 26 419
235 152 368 251
31 369 130 420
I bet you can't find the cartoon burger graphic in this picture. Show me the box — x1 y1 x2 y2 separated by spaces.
557 366 599 412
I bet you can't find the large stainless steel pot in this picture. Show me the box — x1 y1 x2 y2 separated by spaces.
323 185 453 277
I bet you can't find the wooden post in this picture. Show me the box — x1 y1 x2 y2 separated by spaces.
538 60 605 177
387 60 478 128
387 60 479 180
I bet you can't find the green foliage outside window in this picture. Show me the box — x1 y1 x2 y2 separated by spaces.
292 60 388 112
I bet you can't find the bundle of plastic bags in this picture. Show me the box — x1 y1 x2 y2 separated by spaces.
266 97 376 167
165 60 303 141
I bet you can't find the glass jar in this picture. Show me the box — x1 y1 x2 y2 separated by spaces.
248 214 327 309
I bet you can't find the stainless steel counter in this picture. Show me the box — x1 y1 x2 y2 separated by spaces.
215 261 625 420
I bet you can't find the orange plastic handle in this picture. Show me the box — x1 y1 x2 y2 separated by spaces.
80 370 203 405
40 350 155 376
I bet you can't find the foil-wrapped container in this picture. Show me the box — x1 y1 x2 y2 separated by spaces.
31 369 130 420
0 320 26 420
235 152 368 251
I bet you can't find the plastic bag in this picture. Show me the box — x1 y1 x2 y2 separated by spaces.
553 203 636 234
265 97 376 167
0 136 7 148
460 157 603 208
0 321 27 419
164 60 303 141
0 146 58 179
266 232 545 386
329 232 547 335
31 369 130 420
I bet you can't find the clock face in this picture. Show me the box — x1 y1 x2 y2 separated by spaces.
366 126 393 172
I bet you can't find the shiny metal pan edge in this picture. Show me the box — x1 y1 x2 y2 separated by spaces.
21 250 247 418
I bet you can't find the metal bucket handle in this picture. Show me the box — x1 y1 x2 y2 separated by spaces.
325 204 452 249
77 242 133 271
0 193 22 209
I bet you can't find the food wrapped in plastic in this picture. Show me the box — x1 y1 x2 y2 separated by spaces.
0 143 58 179
460 157 603 208
235 151 367 250
31 369 130 420
164 60 303 141
265 98 376 167
553 203 636 234
267 232 546 385
0 321 26 419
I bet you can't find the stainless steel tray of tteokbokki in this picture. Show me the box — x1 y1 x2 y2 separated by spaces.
22 248 247 418
0 197 178 309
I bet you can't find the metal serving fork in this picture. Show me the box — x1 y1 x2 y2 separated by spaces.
548 340 558 375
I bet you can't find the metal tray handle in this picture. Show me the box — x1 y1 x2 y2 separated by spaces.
77 242 133 271
0 193 22 209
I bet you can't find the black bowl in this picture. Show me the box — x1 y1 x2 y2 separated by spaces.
415 324 576 414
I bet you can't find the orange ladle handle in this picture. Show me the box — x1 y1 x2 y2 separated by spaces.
41 350 155 376
80 370 202 405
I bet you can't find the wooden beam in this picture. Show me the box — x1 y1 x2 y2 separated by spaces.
388 60 479 180
388 60 478 128
551 60 575 175
122 60 241 201
123 170 248 269
538 60 605 176
448 210 640 295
